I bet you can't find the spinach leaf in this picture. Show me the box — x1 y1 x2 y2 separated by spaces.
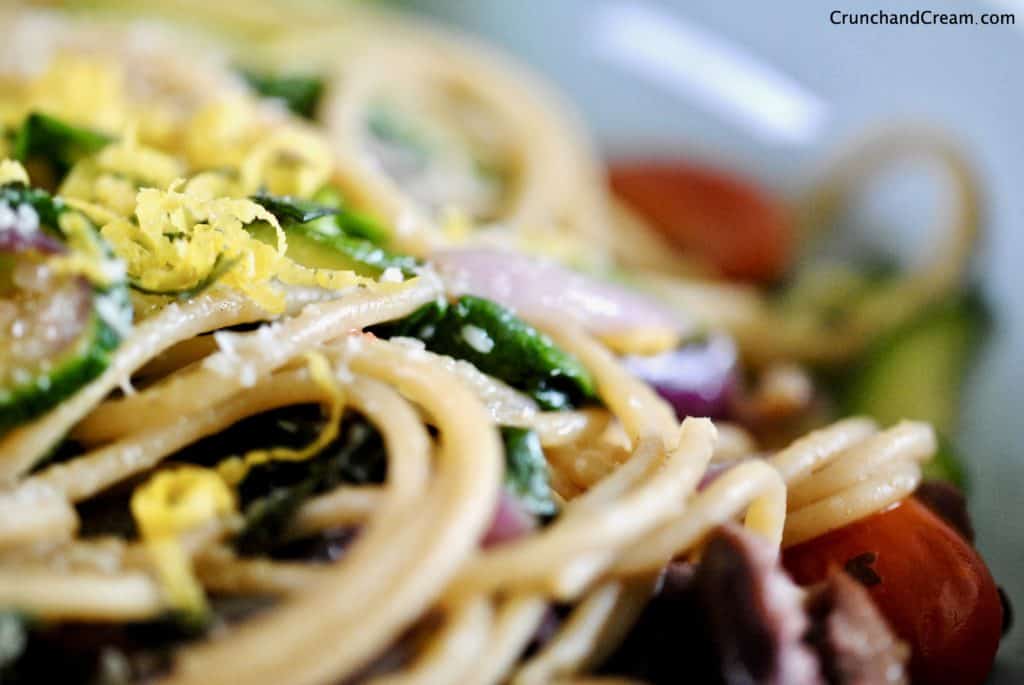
248 192 419 277
13 112 113 179
168 404 385 555
234 416 387 555
240 69 324 120
371 296 597 410
501 427 557 517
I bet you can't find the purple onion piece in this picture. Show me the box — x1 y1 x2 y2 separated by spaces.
431 248 683 337
622 334 738 420
482 490 537 548
698 460 743 491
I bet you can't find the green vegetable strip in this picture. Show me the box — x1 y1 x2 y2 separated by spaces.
371 296 597 410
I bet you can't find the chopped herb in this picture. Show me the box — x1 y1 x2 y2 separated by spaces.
501 427 557 517
239 69 324 120
13 112 113 179
371 296 598 410
844 552 882 587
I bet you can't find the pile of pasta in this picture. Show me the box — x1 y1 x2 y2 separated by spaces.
0 3 968 684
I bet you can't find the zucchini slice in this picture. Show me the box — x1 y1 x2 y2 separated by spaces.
843 291 989 486
0 183 131 434
249 192 419 277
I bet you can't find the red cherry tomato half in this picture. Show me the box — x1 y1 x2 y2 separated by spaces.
608 161 793 282
783 498 1002 685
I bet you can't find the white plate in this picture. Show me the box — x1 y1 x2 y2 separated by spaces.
401 0 1024 679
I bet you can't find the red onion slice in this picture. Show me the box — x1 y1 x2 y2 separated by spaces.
431 247 682 337
622 334 738 419
482 490 537 548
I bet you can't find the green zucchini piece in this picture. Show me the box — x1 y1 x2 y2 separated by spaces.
0 183 131 435
843 291 989 486
310 185 389 245
248 192 419 277
844 292 988 432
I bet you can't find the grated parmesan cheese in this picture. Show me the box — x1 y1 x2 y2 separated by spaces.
461 324 494 354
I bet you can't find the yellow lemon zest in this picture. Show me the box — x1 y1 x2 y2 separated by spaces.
0 160 29 186
131 466 236 615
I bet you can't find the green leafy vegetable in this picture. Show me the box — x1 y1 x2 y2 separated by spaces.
164 402 386 555
501 427 557 517
240 69 324 119
371 296 597 410
0 182 132 438
13 112 113 179
233 414 387 555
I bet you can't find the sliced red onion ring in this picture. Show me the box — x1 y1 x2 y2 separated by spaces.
482 490 537 548
431 247 682 337
622 334 738 419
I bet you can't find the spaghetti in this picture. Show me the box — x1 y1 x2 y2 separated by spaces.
0 2 990 684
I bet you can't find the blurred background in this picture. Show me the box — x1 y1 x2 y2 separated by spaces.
390 0 1024 679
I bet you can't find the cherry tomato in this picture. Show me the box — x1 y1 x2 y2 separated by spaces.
608 161 793 282
783 497 1002 685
